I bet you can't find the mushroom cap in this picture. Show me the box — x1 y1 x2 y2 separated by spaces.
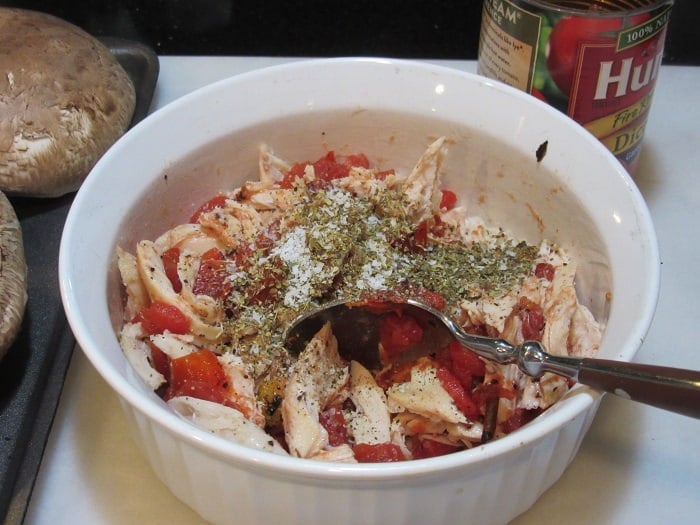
0 190 27 360
0 8 137 197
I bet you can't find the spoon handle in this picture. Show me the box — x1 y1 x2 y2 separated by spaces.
576 358 700 419
523 344 700 419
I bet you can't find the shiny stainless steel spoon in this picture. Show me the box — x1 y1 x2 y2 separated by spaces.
285 298 700 419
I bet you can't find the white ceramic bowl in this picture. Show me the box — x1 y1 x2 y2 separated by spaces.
59 58 659 525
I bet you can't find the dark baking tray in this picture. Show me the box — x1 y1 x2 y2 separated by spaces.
0 39 158 525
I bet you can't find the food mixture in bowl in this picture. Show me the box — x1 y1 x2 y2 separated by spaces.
117 137 602 463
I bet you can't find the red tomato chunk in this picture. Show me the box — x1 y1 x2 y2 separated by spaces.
192 248 231 299
411 438 461 459
168 349 232 406
447 340 486 390
516 297 546 341
279 151 370 189
439 189 457 210
378 312 424 358
535 262 555 281
135 301 190 335
435 365 480 419
319 407 348 447
353 442 405 463
161 247 182 292
190 194 228 223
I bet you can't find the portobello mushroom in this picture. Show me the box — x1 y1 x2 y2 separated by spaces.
0 190 27 361
0 8 136 197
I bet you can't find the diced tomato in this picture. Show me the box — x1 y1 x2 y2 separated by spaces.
358 288 426 313
415 289 447 310
246 256 283 305
366 285 447 312
435 366 480 419
170 349 227 389
189 194 228 223
279 151 372 189
255 220 281 253
135 301 190 335
344 153 370 169
501 408 541 434
167 349 231 406
319 407 348 446
439 189 457 210
447 340 486 390
169 379 232 405
311 151 347 182
231 223 282 273
535 262 555 281
233 242 254 270
359 299 403 315
430 215 448 238
192 248 231 299
280 162 308 189
353 442 405 463
378 312 424 358
411 438 461 459
516 297 545 341
411 221 429 250
148 341 171 380
248 275 279 305
161 247 182 293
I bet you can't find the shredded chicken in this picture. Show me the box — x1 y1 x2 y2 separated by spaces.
347 360 391 445
117 139 604 462
168 396 288 455
281 323 349 458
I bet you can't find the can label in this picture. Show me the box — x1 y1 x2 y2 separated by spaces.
478 0 673 174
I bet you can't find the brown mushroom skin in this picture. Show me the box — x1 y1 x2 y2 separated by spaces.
0 190 27 361
0 8 136 197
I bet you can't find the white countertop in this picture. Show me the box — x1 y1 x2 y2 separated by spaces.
23 58 700 524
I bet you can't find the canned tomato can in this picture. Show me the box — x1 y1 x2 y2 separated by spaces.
477 0 674 174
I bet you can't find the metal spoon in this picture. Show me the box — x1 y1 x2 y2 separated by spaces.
285 298 700 419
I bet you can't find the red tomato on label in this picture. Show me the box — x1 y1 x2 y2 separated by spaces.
353 442 405 463
135 301 190 335
547 14 651 95
531 87 548 102
547 16 620 95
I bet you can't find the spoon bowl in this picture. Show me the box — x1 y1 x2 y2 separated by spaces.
286 298 700 419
